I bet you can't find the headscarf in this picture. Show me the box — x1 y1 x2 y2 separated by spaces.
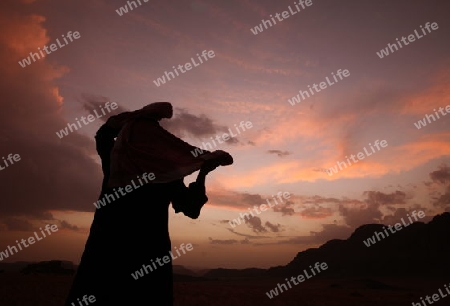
105 102 231 187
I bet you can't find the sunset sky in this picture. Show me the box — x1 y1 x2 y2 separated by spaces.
0 0 449 269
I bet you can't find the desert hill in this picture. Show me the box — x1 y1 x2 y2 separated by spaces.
206 212 450 279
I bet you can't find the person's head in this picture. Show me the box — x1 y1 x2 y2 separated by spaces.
102 102 173 133
141 102 173 121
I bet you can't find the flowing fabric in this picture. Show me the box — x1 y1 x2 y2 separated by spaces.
107 103 231 187
109 119 210 186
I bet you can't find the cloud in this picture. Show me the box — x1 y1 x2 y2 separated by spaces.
272 200 295 216
241 192 265 206
429 165 450 184
299 206 334 219
58 220 79 231
0 1 102 226
206 188 268 209
208 237 238 245
363 190 407 205
80 93 129 122
161 108 239 145
432 185 450 209
265 221 281 232
244 216 267 233
381 206 433 225
240 237 251 244
225 228 270 239
207 189 248 208
302 196 343 205
309 224 353 243
1 218 35 232
267 150 291 157
339 202 383 228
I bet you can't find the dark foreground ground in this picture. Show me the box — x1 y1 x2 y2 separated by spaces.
0 273 447 306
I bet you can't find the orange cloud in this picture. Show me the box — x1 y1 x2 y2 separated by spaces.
218 131 450 189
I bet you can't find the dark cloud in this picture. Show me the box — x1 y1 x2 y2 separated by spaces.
363 190 407 205
272 200 295 216
245 216 267 233
226 228 270 239
208 237 238 245
59 220 79 231
22 211 55 221
1 218 35 232
267 150 291 157
381 206 433 225
160 108 239 145
207 190 249 208
299 206 333 219
265 221 281 232
432 185 450 209
207 190 266 209
0 7 102 227
302 196 343 205
310 224 354 242
241 193 265 206
240 238 251 244
429 165 450 184
339 202 383 228
80 94 129 122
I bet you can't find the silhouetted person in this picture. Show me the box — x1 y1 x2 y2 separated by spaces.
65 102 232 305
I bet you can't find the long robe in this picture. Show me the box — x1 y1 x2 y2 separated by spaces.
65 179 207 305
65 116 212 305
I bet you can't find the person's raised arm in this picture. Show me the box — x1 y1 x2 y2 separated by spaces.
171 179 208 220
171 152 232 219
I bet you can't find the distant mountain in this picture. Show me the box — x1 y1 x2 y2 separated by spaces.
203 267 266 279
206 212 450 279
3 213 448 281
173 265 198 277
270 212 450 278
173 273 209 282
21 260 75 275
0 261 34 272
